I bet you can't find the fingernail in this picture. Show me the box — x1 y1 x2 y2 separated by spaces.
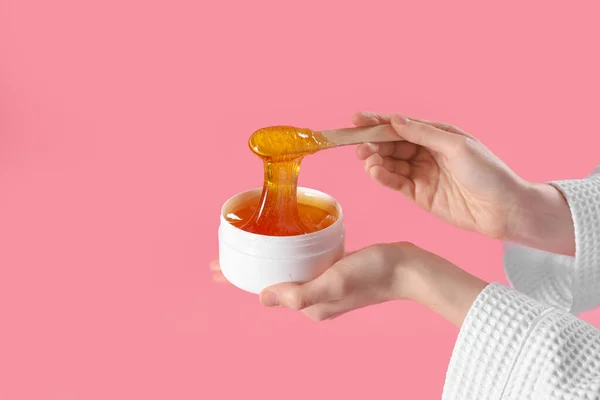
393 114 409 125
367 142 378 152
261 291 279 307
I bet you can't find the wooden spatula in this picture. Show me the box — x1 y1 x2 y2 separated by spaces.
320 124 400 146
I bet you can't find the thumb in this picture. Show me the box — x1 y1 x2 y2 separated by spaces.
391 114 463 153
260 269 347 309
259 283 307 309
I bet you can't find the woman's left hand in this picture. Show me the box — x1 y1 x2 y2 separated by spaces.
210 242 487 326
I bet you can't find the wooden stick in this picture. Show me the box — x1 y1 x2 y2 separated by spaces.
320 124 400 146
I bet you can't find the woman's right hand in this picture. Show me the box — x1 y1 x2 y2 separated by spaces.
354 112 575 256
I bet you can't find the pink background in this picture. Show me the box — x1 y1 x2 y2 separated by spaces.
1 1 599 399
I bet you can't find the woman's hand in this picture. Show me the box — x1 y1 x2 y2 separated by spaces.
354 112 575 255
355 112 524 239
210 242 488 327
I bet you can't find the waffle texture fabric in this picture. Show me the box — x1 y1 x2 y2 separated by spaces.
443 166 600 399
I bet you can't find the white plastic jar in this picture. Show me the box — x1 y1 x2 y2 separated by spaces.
218 187 345 294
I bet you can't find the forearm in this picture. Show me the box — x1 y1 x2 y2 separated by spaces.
405 181 575 327
505 171 600 314
442 283 600 400
407 258 488 328
505 182 575 256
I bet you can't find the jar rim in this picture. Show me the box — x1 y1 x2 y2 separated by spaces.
219 186 344 242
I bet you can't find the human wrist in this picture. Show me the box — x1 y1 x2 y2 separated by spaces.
505 181 575 256
403 255 488 327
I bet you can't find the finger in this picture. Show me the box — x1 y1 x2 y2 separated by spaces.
260 267 349 309
364 153 394 172
209 259 221 271
368 165 415 198
364 153 411 176
302 296 372 321
405 117 472 137
356 142 379 160
355 111 472 138
352 111 391 127
356 141 419 160
391 115 463 153
355 142 401 159
211 270 229 284
390 141 420 160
